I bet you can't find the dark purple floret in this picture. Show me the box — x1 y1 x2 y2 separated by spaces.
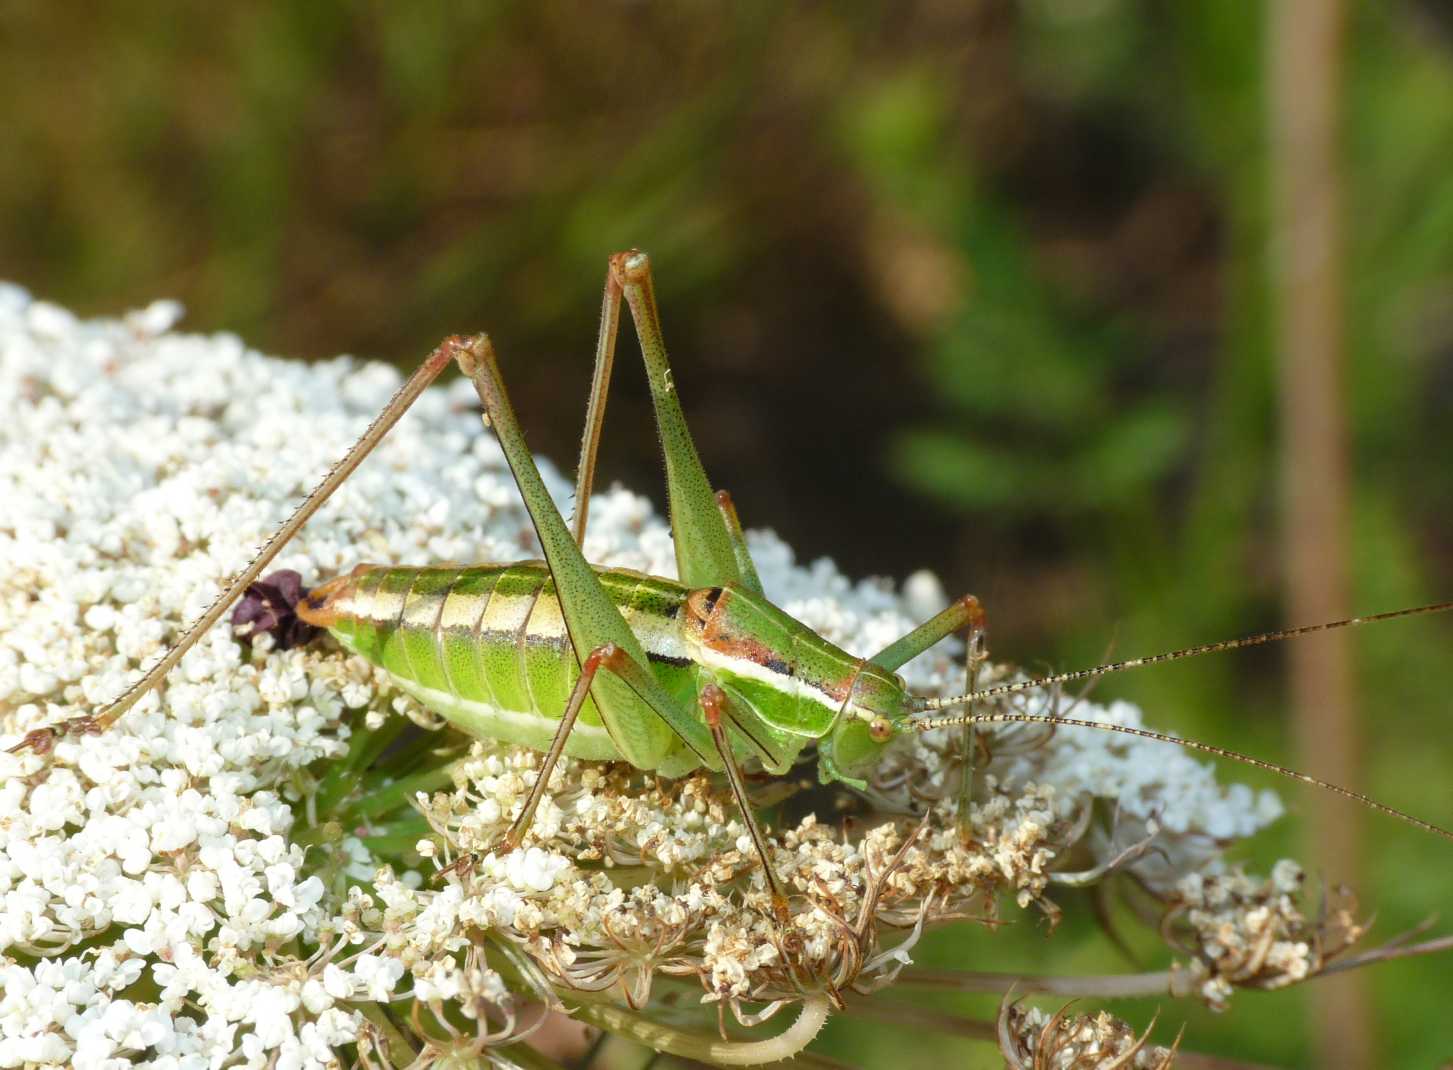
231 569 319 650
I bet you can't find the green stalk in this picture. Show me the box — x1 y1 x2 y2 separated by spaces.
314 712 409 815
341 761 461 823
569 994 833 1068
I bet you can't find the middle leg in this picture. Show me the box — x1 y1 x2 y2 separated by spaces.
438 641 631 879
701 683 790 922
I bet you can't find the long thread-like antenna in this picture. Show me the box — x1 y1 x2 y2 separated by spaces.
12 339 460 751
910 709 1453 843
916 601 1453 711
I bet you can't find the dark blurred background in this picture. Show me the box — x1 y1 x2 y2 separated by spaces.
6 3 1452 1066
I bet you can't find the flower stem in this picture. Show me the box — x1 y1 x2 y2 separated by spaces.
356 1001 418 1065
569 993 833 1067
898 967 1178 998
314 713 409 815
343 761 461 822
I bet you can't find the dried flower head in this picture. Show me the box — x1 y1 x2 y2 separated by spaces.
1165 860 1367 1011
997 998 1180 1069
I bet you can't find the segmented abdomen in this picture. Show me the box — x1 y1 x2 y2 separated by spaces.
323 562 695 758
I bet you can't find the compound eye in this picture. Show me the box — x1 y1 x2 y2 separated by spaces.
868 716 893 743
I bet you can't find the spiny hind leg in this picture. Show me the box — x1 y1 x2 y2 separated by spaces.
11 343 460 756
568 266 626 545
457 335 717 765
869 594 989 837
566 251 766 593
611 250 754 590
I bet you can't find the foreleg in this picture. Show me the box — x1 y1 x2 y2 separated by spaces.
871 594 988 837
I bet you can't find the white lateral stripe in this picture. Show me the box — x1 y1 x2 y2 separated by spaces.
691 644 842 713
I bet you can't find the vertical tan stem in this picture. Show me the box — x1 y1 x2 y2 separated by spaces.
1269 0 1364 1064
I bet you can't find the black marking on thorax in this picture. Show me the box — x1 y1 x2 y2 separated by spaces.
763 655 794 677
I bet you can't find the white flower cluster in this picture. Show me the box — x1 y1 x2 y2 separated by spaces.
0 286 1287 1067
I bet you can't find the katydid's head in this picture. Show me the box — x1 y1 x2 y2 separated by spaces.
821 660 915 782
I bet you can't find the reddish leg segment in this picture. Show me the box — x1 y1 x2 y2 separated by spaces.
702 683 790 921
499 643 628 853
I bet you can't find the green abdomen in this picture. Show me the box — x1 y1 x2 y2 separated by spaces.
327 562 700 761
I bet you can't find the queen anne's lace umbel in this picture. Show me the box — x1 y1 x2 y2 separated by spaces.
1 287 1298 1068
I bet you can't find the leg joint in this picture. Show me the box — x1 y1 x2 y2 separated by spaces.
583 642 626 675
442 333 493 378
953 593 987 632
609 249 651 286
700 683 727 728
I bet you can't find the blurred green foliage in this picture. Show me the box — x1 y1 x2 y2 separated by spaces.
5 2 1453 1065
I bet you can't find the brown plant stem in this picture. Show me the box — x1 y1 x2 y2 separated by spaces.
1319 931 1453 977
897 967 1180 998
1268 0 1363 1065
839 998 996 1042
